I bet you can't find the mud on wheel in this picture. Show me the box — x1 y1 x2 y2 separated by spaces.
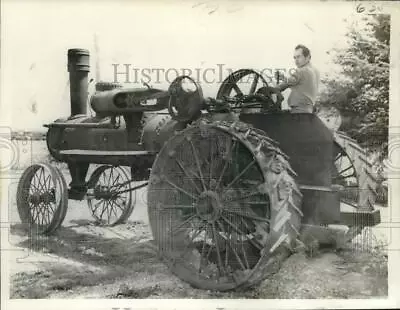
16 163 68 235
147 119 303 291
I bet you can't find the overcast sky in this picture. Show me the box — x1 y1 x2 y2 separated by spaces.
1 0 367 130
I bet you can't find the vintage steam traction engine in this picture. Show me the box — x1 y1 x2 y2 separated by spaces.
17 48 381 291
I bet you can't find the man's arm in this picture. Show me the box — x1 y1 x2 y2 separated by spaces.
276 81 293 92
272 68 302 93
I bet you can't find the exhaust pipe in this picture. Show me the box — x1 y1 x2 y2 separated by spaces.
67 48 90 116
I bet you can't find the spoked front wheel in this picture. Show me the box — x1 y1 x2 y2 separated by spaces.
16 163 68 234
86 165 135 226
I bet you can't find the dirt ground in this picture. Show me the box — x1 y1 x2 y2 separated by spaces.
4 141 388 298
6 174 388 299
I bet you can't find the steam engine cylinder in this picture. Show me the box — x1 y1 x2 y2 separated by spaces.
68 48 90 116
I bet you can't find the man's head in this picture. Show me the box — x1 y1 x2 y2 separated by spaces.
294 44 311 68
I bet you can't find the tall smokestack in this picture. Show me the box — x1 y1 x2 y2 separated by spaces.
67 48 90 116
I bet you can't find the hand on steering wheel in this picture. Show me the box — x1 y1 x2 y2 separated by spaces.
254 86 284 108
268 87 284 104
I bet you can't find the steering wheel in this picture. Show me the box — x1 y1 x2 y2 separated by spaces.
168 75 203 122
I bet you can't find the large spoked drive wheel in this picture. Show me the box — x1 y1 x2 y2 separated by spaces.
148 119 303 291
86 165 135 226
16 163 68 234
332 132 380 244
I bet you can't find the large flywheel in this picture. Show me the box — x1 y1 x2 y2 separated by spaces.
147 119 303 291
216 69 282 113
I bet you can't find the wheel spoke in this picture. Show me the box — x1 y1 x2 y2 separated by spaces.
163 176 198 200
42 204 49 225
110 201 120 219
170 214 198 235
222 208 270 223
31 204 39 223
36 205 41 226
216 219 246 271
35 169 44 193
30 181 41 194
249 73 259 95
335 153 344 170
189 140 207 191
99 200 110 221
110 178 133 190
337 165 354 176
35 203 43 225
174 222 207 262
221 214 262 250
224 159 256 190
44 174 51 191
333 172 356 181
37 168 44 190
112 201 126 212
240 218 252 232
91 200 103 215
232 84 243 96
47 203 55 224
38 204 46 225
111 174 121 187
47 202 55 215
211 222 225 276
215 140 236 190
242 201 269 205
334 152 344 162
225 234 229 269
162 204 196 210
45 203 51 225
224 189 263 203
39 203 45 226
241 236 250 269
107 168 113 189
107 201 113 224
174 158 202 194
112 202 121 217
40 168 48 193
198 225 209 274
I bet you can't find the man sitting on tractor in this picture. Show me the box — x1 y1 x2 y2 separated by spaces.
273 44 320 113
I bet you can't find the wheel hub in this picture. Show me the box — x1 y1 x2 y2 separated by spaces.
29 189 55 205
94 185 115 200
29 193 41 205
196 191 222 222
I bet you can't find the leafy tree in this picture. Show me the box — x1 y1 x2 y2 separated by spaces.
319 14 390 159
